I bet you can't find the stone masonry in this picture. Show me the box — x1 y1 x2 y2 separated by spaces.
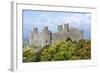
29 23 83 47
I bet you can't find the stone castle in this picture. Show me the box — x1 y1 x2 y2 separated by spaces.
29 23 83 47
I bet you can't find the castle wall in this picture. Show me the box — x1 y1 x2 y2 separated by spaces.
68 28 83 40
29 24 83 48
52 33 67 44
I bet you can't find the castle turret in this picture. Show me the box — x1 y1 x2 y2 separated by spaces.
64 23 69 32
42 26 52 47
80 30 83 38
29 27 39 47
29 31 34 46
58 25 63 32
33 28 38 33
43 26 48 31
29 23 83 50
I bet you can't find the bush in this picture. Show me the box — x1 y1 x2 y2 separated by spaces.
23 38 91 62
23 49 37 62
40 38 91 61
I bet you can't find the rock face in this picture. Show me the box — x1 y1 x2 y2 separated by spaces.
29 23 83 47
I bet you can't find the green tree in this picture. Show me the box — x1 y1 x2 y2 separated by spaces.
66 37 72 42
25 38 91 62
23 49 37 62
40 39 78 61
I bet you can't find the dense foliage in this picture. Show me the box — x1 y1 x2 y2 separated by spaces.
23 37 91 62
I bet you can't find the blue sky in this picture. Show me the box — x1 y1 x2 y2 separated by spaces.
23 10 91 40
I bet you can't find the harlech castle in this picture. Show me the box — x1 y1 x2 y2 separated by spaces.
29 23 83 47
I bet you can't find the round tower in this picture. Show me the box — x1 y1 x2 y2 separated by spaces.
43 26 48 32
64 23 69 32
58 25 63 32
42 26 52 47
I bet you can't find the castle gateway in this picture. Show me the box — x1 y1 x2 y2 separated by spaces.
29 23 83 47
